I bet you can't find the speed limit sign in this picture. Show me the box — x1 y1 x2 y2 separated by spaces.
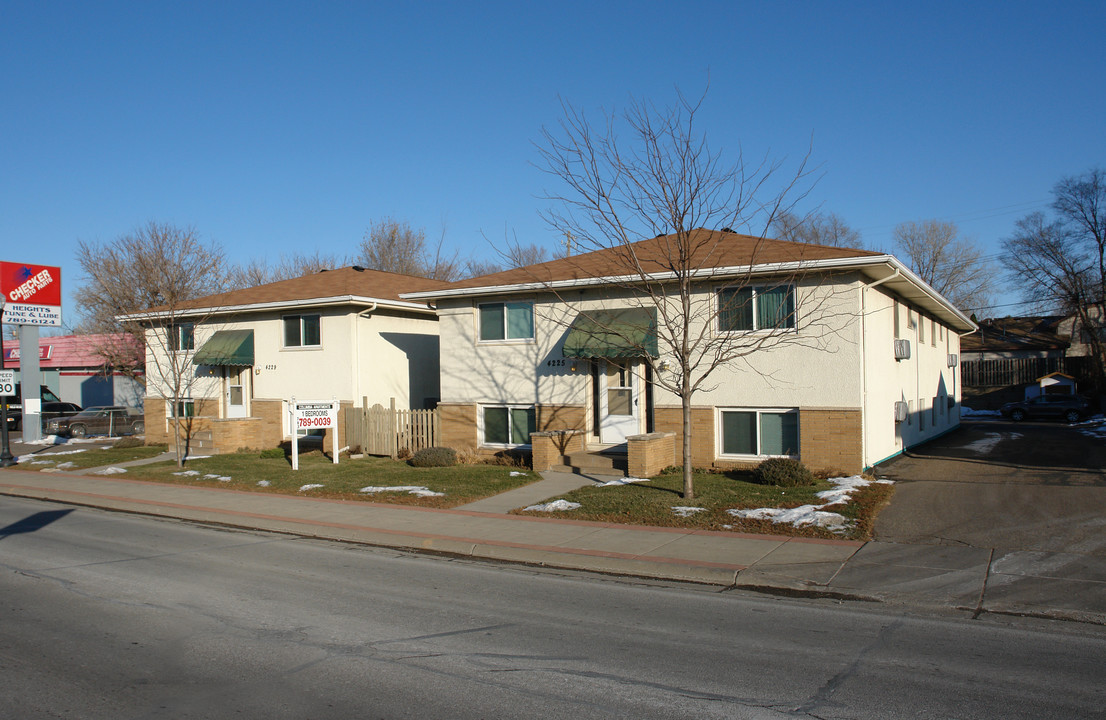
0 369 13 396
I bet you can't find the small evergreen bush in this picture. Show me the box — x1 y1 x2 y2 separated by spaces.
259 447 286 459
113 436 145 449
408 446 458 468
753 458 815 487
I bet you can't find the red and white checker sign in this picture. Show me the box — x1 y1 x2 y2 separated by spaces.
1 262 62 326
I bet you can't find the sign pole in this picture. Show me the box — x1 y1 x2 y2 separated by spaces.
0 298 15 467
19 324 42 443
331 396 339 464
290 396 299 471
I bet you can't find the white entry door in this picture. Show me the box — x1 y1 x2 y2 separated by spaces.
599 359 639 444
226 367 248 418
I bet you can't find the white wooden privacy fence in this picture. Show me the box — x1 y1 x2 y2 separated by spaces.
346 398 440 459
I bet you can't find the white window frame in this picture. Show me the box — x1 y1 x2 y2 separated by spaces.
479 404 536 448
715 284 797 334
282 313 322 349
477 300 535 344
716 407 800 459
169 398 195 418
169 323 195 353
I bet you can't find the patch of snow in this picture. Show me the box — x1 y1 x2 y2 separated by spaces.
962 432 1022 454
172 470 201 476
596 477 650 487
22 435 99 446
41 461 77 472
960 406 1001 418
299 484 325 492
727 474 893 534
93 467 127 475
359 485 444 498
203 474 232 482
184 455 212 460
671 506 705 517
815 474 890 506
509 471 528 477
729 505 849 532
524 499 581 512
257 480 271 487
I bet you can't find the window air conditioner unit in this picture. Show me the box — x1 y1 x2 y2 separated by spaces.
947 353 959 367
894 339 911 360
894 401 909 423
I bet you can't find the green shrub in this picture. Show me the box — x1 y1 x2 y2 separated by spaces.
408 446 458 468
113 436 145 449
753 458 815 487
259 447 286 459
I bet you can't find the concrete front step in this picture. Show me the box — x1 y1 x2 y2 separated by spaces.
558 449 628 477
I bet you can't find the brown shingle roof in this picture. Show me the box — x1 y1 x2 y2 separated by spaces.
151 266 450 315
961 316 1068 353
410 229 883 295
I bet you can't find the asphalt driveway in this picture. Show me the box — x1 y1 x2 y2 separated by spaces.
874 419 1106 555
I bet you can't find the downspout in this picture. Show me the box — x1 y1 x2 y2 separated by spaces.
353 303 378 408
860 269 900 468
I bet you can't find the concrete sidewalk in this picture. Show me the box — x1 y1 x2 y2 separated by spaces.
1 458 1104 625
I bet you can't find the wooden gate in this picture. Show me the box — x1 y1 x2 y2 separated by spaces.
346 398 439 459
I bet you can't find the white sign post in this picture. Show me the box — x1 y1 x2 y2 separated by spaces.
289 397 340 470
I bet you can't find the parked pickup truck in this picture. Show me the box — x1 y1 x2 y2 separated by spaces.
47 406 145 438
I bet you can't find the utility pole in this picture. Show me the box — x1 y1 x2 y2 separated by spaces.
0 297 15 467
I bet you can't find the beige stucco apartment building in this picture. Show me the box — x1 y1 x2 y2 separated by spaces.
129 266 447 453
403 230 976 474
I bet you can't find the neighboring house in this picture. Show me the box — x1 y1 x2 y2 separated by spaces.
122 266 448 453
1 333 144 408
960 316 1068 363
402 229 975 475
1056 304 1105 360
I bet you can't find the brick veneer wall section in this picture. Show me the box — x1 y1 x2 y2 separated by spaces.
143 397 219 445
530 429 586 471
799 408 863 474
209 399 287 453
536 404 586 432
439 403 478 450
626 432 676 477
652 405 715 467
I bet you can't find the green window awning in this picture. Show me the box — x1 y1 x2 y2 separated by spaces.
192 330 254 366
563 308 658 359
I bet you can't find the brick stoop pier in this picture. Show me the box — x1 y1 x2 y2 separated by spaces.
531 430 676 478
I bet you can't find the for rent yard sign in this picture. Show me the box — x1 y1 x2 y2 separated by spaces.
290 398 340 470
1 262 62 326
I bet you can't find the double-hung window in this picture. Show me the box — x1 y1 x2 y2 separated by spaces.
169 323 194 352
717 285 795 332
719 408 799 457
171 398 195 418
479 301 534 341
482 405 536 446
283 314 321 348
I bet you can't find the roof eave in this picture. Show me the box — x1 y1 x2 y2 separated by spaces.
116 295 436 323
401 254 978 333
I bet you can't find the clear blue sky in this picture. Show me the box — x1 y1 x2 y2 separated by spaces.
3 1 1103 328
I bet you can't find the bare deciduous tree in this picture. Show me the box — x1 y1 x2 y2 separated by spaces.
465 241 552 278
537 90 846 499
356 218 462 281
74 222 228 465
1003 168 1106 390
227 250 348 289
893 219 995 313
772 210 862 248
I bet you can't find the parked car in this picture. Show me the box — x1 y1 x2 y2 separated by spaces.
47 406 145 438
3 384 63 431
999 394 1093 423
40 402 83 431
